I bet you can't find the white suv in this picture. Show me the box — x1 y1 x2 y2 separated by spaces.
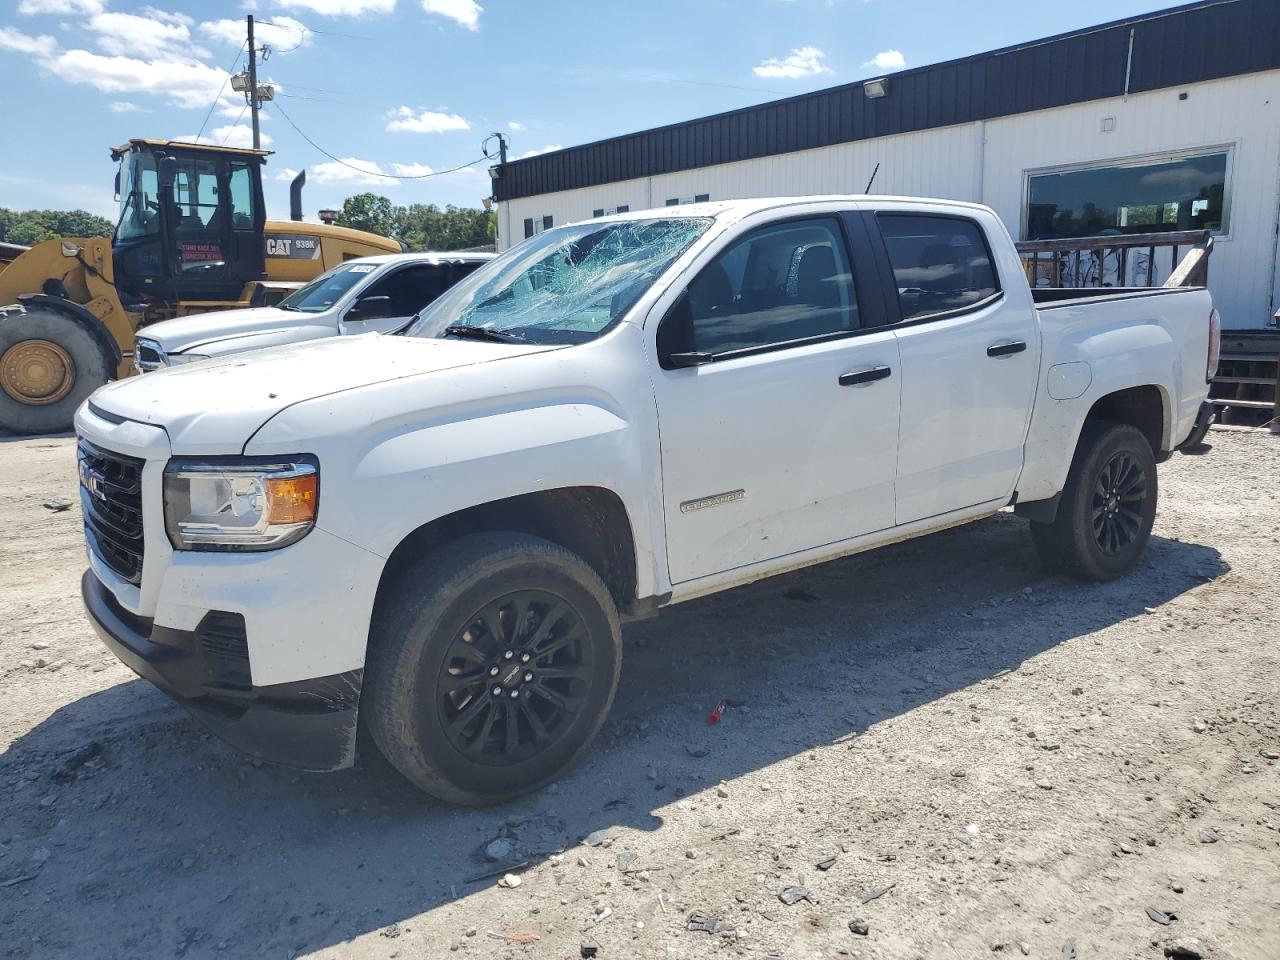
133 251 493 370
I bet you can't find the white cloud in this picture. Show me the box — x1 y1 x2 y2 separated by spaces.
753 45 832 79
863 48 906 71
42 48 231 109
108 100 142 112
274 167 300 181
179 124 273 149
420 0 481 30
385 106 470 133
506 120 525 131
17 0 104 14
309 157 398 186
88 10 208 60
0 26 57 57
275 0 395 15
200 15 311 52
391 162 433 176
518 144 561 159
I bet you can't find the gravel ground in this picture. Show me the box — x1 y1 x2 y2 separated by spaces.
1 429 1278 960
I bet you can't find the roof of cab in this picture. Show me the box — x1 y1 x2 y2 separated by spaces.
110 139 272 160
339 250 497 266
571 194 994 228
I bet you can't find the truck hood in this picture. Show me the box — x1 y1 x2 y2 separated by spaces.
89 334 553 455
140 306 321 355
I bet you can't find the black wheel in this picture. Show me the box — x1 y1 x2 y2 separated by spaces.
1030 422 1158 581
364 532 622 805
0 305 111 435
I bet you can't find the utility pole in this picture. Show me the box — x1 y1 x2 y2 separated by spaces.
496 132 508 167
247 15 261 151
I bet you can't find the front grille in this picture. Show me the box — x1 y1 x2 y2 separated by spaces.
79 440 145 584
133 340 167 374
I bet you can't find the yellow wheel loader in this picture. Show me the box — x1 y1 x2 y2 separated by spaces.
0 139 402 435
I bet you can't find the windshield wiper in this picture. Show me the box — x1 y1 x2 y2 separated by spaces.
442 324 528 344
277 303 302 312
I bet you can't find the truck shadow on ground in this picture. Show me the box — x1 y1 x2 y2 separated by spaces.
1 511 1224 958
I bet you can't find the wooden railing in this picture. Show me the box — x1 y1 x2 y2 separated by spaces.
1015 229 1213 289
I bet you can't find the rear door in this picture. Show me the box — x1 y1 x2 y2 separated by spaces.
869 209 1039 524
651 210 901 584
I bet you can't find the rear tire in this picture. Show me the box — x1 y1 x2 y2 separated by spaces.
1030 422 1158 581
364 532 622 806
0 306 110 435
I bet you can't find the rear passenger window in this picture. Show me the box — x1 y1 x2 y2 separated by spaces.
682 218 858 355
877 214 999 320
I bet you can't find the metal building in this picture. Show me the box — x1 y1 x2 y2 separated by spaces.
490 0 1280 330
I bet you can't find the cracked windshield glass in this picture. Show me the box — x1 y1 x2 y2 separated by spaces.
408 217 713 345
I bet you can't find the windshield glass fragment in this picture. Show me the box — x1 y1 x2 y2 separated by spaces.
407 217 712 345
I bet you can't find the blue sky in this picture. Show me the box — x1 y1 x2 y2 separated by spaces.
0 0 1182 224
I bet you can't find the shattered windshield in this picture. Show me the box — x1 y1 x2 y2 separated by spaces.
407 217 712 345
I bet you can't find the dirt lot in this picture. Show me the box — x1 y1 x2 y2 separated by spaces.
1 429 1278 960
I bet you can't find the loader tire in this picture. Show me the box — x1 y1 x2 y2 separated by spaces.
1030 422 1158 581
0 305 110 435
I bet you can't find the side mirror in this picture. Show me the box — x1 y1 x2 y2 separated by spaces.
113 168 121 202
656 290 711 369
347 294 393 320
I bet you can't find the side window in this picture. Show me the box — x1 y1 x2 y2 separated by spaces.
358 266 448 317
683 218 858 355
227 163 256 230
877 214 999 321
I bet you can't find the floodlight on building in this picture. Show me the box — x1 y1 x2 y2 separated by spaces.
863 77 889 99
489 165 502 179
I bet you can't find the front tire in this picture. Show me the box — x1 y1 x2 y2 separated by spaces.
1030 422 1158 581
0 306 110 435
364 532 622 805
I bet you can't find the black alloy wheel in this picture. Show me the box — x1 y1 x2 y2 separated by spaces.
439 590 591 765
1090 450 1148 556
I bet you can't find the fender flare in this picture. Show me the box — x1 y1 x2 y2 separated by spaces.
12 293 123 371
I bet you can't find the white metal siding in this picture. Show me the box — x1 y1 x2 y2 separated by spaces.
499 70 1280 329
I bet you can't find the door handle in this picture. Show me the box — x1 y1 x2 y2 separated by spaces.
987 340 1027 358
838 365 892 386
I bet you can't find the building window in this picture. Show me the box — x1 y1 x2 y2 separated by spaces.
524 218 534 239
666 198 679 206
1025 149 1230 241
593 208 605 218
694 193 710 203
666 195 709 207
542 215 554 230
616 204 629 213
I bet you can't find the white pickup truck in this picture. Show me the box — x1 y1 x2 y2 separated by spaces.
132 251 493 370
75 197 1218 805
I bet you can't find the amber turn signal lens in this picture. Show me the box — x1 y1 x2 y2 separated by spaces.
264 474 318 525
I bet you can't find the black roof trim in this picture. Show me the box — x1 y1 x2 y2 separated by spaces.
493 0 1280 202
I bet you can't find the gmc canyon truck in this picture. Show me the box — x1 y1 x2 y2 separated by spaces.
75 197 1219 805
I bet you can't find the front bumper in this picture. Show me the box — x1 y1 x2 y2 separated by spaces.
82 570 362 771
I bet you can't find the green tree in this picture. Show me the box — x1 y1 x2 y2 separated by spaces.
0 207 113 246
336 195 492 251
336 193 395 238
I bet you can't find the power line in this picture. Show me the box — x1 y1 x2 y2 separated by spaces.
269 98 490 180
195 40 247 143
221 103 249 146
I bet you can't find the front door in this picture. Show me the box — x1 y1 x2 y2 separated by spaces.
652 215 901 584
340 264 453 335
872 211 1040 524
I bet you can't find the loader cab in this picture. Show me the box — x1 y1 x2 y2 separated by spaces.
111 140 268 306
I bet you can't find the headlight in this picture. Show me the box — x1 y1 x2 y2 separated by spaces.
168 353 211 365
163 458 318 551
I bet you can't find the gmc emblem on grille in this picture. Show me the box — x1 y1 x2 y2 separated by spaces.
79 462 107 501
